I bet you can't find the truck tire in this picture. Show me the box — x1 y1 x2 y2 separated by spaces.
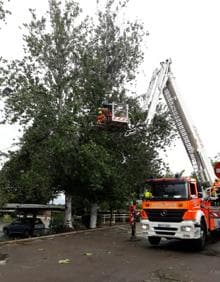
148 236 161 246
210 230 218 243
194 220 207 251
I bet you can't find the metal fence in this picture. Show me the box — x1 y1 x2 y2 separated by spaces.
100 213 129 225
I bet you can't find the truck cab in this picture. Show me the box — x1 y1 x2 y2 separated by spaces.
141 177 208 250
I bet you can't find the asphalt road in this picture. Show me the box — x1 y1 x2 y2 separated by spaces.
0 224 220 282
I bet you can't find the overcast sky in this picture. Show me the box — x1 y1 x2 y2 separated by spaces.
0 0 219 175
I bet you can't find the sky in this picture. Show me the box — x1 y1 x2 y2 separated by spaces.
0 0 220 177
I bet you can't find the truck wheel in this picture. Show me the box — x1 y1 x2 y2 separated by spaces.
210 230 218 243
148 236 161 246
194 221 207 251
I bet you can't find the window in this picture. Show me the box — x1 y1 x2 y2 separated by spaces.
190 183 197 198
145 181 189 200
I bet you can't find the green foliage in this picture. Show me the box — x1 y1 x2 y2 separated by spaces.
49 211 65 233
0 0 176 209
1 214 13 223
79 142 112 191
0 0 85 203
0 148 55 204
79 0 146 112
0 0 10 23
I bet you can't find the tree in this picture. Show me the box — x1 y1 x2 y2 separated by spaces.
0 150 54 204
71 0 150 224
0 0 176 229
0 0 88 227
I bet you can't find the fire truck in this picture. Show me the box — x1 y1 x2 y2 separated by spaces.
140 59 220 250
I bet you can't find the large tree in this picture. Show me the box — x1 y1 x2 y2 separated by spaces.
0 0 87 227
0 0 176 228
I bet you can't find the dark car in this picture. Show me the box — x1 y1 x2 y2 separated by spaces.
3 217 45 238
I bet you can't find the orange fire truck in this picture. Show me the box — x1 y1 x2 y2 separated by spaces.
141 177 220 250
140 59 220 250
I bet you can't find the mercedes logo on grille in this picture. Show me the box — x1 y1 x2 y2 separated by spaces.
160 210 167 217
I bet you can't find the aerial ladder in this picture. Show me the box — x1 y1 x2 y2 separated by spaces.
140 60 220 250
145 59 216 186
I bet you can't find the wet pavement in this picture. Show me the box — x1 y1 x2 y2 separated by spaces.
0 224 220 282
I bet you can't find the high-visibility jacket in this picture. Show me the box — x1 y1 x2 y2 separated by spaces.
144 191 152 199
97 113 106 123
129 204 139 224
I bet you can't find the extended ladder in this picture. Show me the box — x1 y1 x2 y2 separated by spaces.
146 59 215 184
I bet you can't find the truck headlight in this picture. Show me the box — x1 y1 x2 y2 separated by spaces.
181 226 192 232
142 224 149 230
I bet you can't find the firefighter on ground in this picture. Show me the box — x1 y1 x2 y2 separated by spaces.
129 200 140 240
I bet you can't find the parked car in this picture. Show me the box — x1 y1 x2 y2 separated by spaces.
3 217 45 238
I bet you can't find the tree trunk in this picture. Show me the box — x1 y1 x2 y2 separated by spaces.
64 192 73 229
90 203 98 229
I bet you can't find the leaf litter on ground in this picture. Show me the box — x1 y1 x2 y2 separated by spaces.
58 258 71 264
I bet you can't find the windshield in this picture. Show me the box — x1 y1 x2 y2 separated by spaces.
144 181 189 200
